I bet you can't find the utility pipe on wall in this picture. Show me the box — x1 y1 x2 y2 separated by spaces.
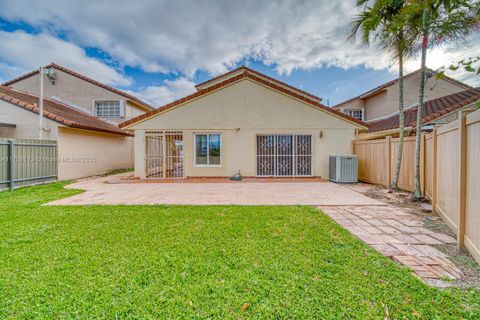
39 66 44 139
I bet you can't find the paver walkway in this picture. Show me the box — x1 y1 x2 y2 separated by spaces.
320 205 461 285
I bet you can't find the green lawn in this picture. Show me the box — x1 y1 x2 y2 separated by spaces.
1 183 479 319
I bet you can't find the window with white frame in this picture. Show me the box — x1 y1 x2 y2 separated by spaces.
94 100 123 117
194 133 221 166
344 109 364 121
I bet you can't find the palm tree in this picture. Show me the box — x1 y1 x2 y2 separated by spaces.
347 0 412 190
404 0 479 199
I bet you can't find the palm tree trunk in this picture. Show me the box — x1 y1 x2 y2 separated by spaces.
391 50 405 189
414 31 428 199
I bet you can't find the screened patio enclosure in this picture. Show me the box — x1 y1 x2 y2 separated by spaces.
256 134 312 177
145 131 184 179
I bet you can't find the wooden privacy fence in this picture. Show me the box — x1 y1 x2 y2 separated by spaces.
353 135 419 192
353 108 480 264
0 138 57 190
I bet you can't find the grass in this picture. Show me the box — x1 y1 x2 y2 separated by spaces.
1 183 479 319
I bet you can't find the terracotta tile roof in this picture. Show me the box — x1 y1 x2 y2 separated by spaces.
120 69 368 129
2 63 153 111
367 88 480 133
195 66 322 102
333 68 472 109
0 85 131 136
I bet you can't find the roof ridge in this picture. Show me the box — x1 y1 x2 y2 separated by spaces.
0 85 131 136
2 86 114 124
2 63 153 110
120 68 367 129
366 88 480 133
423 87 480 105
194 65 322 102
333 68 473 109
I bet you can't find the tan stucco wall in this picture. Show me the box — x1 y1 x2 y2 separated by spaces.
0 100 59 139
57 127 133 180
130 79 360 179
335 73 468 121
9 69 147 123
384 73 466 120
336 98 365 111
363 91 388 121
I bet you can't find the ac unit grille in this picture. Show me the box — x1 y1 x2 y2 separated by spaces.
329 155 358 183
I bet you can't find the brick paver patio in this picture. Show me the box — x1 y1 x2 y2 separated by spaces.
47 175 383 206
320 205 461 284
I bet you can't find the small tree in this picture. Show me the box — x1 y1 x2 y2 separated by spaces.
347 0 413 190
403 0 479 200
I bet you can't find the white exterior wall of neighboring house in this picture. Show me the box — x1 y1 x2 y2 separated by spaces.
0 99 60 139
8 69 147 123
57 127 133 180
334 71 469 122
0 99 133 179
129 79 361 179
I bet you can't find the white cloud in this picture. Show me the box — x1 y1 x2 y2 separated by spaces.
127 78 196 106
0 0 478 87
404 36 480 87
0 30 131 86
0 0 395 77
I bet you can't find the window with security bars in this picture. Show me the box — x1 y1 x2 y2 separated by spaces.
94 100 123 117
343 109 363 121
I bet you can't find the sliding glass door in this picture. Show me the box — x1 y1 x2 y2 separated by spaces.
256 134 312 177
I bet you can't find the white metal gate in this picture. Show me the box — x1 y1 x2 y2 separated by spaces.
256 134 312 177
146 131 184 179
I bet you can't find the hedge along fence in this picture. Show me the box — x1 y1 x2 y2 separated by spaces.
353 108 480 264
0 138 57 190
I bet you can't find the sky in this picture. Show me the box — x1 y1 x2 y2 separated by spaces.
0 0 478 107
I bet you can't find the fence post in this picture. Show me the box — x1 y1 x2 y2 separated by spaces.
431 128 438 213
7 139 14 191
385 136 392 187
457 111 467 250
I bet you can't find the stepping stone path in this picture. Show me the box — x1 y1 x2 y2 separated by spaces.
319 205 462 285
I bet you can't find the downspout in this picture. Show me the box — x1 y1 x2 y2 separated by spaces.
39 66 44 139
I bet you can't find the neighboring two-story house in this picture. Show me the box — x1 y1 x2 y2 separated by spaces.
3 63 153 125
0 63 153 179
332 68 472 123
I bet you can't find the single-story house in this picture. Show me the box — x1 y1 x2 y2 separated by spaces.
0 85 132 180
120 67 368 179
360 88 480 140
